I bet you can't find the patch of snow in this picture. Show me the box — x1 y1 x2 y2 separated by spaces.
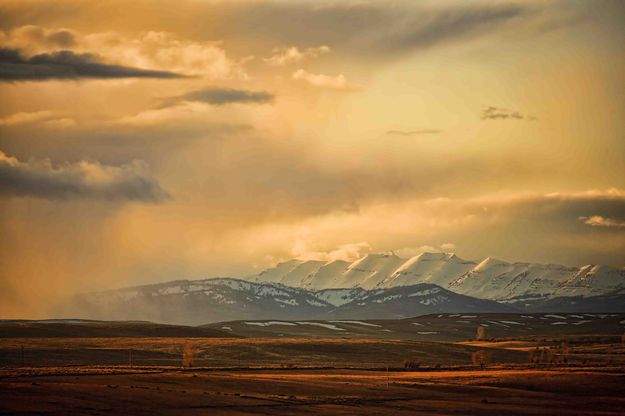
275 298 299 306
551 322 568 325
408 288 441 297
305 299 327 307
500 321 524 325
545 314 566 319
296 322 345 331
329 320 381 327
244 321 297 327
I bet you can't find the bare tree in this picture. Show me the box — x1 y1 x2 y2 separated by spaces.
475 326 487 341
182 342 195 368
472 350 489 369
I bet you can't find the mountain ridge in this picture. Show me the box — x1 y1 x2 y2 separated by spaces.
250 252 625 304
63 278 512 325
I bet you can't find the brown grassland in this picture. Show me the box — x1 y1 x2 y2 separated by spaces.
1 335 624 415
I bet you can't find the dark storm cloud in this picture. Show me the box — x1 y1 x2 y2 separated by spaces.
386 129 441 136
162 87 274 107
481 106 537 121
0 150 168 202
0 48 182 81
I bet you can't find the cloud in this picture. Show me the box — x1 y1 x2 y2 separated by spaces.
161 87 274 107
264 45 329 66
0 111 55 126
0 47 183 81
7 25 76 49
578 216 625 228
386 129 442 136
394 243 456 258
481 106 537 121
291 239 371 262
81 31 245 79
207 1 543 58
292 69 356 90
0 110 75 128
1 27 245 80
0 150 167 202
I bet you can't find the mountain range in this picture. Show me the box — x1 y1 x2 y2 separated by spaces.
250 252 625 304
62 252 625 325
65 279 512 325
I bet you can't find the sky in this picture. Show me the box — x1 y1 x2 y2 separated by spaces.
0 0 624 317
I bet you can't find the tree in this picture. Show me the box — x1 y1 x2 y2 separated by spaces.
182 342 195 368
472 350 489 369
475 326 487 341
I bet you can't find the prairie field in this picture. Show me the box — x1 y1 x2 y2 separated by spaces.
2 366 625 415
1 320 623 414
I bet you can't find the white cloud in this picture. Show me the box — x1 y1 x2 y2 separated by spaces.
291 239 371 262
1 26 246 80
578 216 625 228
264 45 329 66
292 69 357 90
394 243 456 258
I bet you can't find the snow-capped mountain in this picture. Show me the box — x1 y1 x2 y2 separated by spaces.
250 252 625 304
63 278 511 325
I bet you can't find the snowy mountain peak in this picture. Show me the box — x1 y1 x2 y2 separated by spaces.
251 252 625 304
474 257 510 271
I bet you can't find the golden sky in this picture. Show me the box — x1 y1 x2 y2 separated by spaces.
0 0 624 317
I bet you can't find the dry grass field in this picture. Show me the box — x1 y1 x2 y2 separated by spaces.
1 366 625 415
0 337 527 368
1 320 623 415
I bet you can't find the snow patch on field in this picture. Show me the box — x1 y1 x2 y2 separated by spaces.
244 321 297 327
296 322 345 331
329 320 381 327
545 314 566 319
